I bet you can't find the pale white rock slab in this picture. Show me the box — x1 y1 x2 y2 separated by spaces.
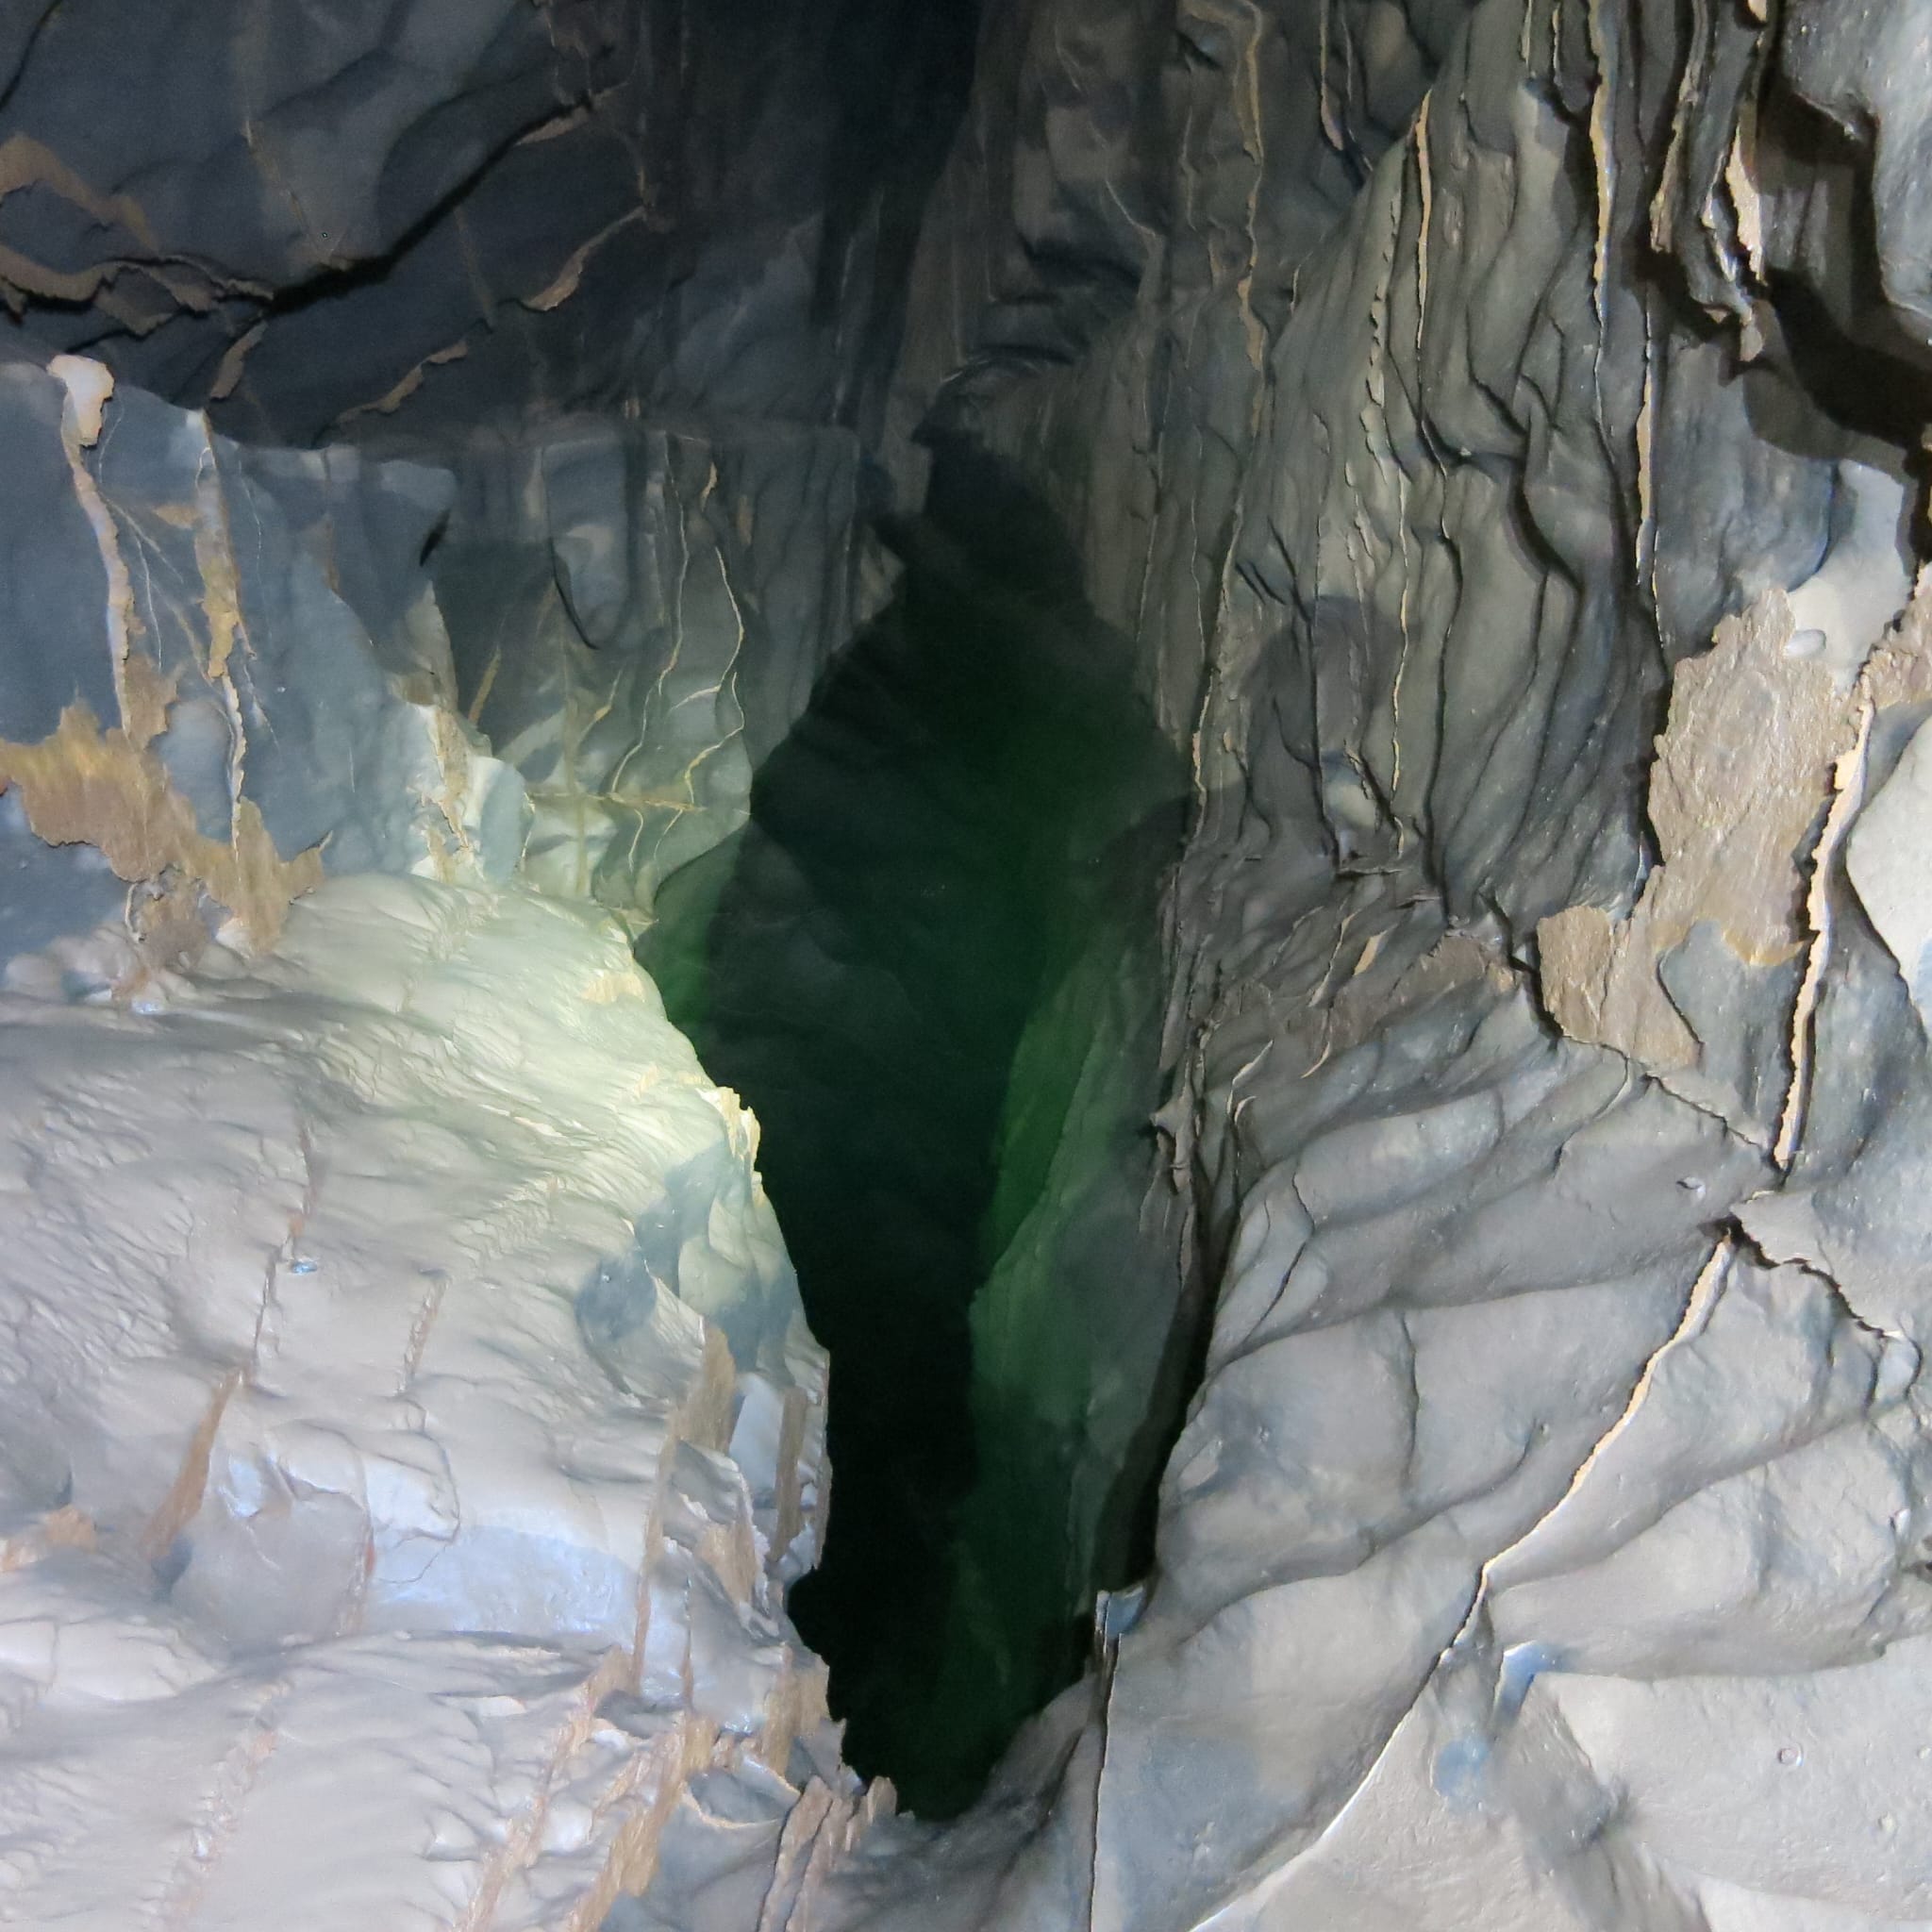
0 874 858 1928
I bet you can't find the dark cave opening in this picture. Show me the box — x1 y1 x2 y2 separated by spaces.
640 451 1194 1816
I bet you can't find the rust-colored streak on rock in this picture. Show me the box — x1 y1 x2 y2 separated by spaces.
756 1652 832 1779
1642 595 1842 962
0 703 323 946
192 464 251 683
207 320 267 403
0 134 158 304
571 1716 722 1932
118 648 179 751
1539 592 1853 1081
140 1367 242 1563
698 1515 762 1610
0 1506 97 1574
523 208 647 313
452 1646 640 1932
676 1322 741 1455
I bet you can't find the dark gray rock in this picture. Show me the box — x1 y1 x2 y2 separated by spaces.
0 0 977 448
0 349 525 974
2 0 1931 1922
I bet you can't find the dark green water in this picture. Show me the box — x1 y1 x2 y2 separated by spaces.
640 458 1191 1814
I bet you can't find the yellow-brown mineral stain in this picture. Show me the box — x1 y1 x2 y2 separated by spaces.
0 702 323 946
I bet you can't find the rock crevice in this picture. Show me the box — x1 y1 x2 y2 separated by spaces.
0 0 1929 1925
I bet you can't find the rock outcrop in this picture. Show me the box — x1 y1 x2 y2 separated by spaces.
804 0 1932 1924
0 875 858 1929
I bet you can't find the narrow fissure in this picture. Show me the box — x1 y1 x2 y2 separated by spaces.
641 450 1197 1814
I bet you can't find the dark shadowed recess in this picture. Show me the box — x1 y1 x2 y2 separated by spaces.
641 451 1198 1815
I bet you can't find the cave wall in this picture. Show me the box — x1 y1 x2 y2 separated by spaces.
810 0 1932 1924
430 415 870 920
0 5 942 1921
0 0 972 927
0 0 971 442
0 331 870 1930
0 0 1930 1925
0 349 526 981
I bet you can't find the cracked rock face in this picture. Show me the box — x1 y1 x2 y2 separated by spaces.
1 0 1931 1925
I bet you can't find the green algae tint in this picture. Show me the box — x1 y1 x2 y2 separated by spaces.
640 455 1196 1816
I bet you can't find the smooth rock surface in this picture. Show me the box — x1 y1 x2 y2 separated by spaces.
0 874 869 1929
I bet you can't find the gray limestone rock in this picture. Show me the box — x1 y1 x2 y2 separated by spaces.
0 0 974 449
0 349 525 977
431 416 867 922
1 0 1931 1923
0 876 846 1928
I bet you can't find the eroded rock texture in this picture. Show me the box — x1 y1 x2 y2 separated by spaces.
0 0 972 927
0 349 525 966
0 866 874 1928
0 0 971 442
806 0 1932 1924
0 0 1930 1924
432 416 869 922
